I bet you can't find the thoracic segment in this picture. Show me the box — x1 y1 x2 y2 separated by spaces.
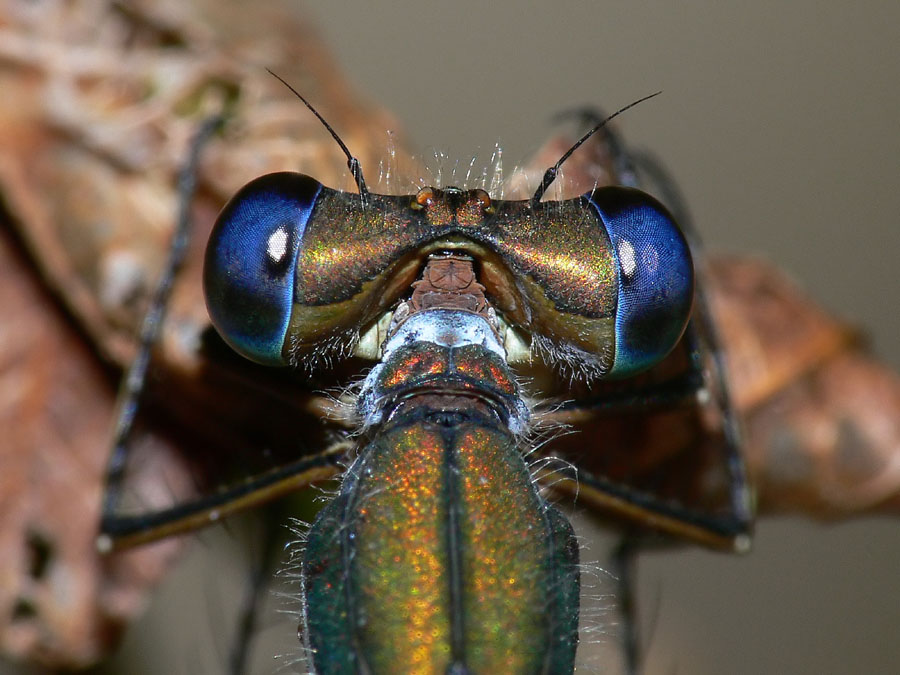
358 255 528 434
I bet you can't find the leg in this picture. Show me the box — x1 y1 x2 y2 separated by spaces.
554 108 752 533
99 114 223 548
612 535 641 675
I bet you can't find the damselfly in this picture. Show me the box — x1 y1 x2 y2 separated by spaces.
3 3 899 673
93 76 754 673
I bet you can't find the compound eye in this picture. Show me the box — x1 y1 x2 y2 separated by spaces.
204 172 322 365
585 187 694 377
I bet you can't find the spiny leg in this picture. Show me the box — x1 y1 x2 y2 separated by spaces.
562 107 747 530
93 115 306 673
556 107 655 672
560 107 750 669
100 114 223 533
626 148 752 534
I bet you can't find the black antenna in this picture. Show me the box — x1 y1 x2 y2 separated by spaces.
531 91 661 204
266 68 370 201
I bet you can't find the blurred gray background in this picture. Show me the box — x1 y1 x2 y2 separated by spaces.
69 2 900 674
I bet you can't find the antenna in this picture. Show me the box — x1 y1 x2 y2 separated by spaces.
266 68 370 201
531 91 661 204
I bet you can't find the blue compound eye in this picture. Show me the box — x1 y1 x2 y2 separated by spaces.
204 172 322 366
585 187 694 378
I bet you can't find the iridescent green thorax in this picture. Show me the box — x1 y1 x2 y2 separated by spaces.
303 398 578 675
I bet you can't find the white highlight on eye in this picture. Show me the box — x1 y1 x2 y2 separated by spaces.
267 226 289 263
618 239 637 279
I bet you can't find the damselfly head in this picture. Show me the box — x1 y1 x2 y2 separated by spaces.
205 82 689 382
